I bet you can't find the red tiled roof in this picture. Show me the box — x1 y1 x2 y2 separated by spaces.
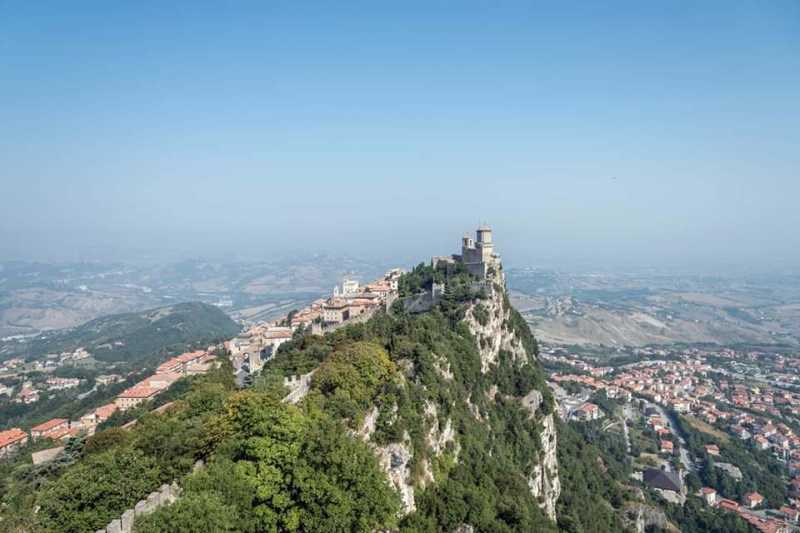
46 427 76 441
174 351 204 364
95 403 118 420
31 418 68 433
119 386 159 399
0 428 27 448
719 498 740 511
744 492 764 503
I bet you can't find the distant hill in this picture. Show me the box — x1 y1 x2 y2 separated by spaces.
1 302 241 362
507 269 800 347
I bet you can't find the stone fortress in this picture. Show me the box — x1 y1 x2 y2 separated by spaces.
433 225 503 282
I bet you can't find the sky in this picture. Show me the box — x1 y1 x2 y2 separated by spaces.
1 1 799 273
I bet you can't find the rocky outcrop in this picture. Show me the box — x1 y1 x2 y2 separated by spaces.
464 286 527 373
466 285 561 522
527 413 561 521
370 277 560 522
623 503 677 533
375 435 416 513
424 401 457 457
358 406 379 441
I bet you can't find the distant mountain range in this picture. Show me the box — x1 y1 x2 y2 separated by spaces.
0 302 241 362
0 258 384 337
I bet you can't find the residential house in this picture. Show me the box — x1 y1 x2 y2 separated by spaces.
116 386 160 411
704 444 720 456
31 418 69 440
322 299 350 324
574 402 601 421
780 506 799 523
719 498 740 512
743 491 765 509
700 487 717 506
96 374 122 386
0 428 28 457
643 468 683 495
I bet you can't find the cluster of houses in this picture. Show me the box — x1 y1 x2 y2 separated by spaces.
0 348 94 405
45 377 80 390
227 270 402 380
550 373 633 403
227 326 294 375
605 360 800 467
697 487 793 533
0 350 217 460
553 355 800 464
115 350 215 411
548 348 800 532
540 352 613 377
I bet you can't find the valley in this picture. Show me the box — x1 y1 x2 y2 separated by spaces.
508 269 800 348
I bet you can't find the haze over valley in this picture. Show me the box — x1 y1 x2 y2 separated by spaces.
2 2 799 532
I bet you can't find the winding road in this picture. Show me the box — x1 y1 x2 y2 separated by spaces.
649 402 696 473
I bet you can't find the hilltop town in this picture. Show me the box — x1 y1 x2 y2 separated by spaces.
227 225 504 385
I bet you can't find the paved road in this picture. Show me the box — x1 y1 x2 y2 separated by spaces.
649 402 696 473
77 384 97 400
620 410 632 455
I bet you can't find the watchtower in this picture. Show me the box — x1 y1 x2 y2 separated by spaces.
476 225 493 262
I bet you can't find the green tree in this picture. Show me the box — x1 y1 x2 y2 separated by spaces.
135 492 240 533
37 449 161 533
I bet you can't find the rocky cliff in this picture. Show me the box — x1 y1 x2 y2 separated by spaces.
463 282 561 521
349 271 562 527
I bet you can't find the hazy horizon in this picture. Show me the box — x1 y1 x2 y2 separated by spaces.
3 2 799 274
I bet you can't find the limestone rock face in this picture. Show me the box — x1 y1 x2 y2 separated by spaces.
424 401 457 458
463 286 527 373
464 285 561 522
527 413 561 521
375 436 416 513
369 280 560 522
623 503 676 533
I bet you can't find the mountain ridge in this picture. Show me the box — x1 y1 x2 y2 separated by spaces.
0 302 240 363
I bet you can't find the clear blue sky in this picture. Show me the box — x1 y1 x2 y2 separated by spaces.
2 1 798 272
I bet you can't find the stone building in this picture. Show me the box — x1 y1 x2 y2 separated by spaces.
322 299 350 324
432 225 502 280
116 386 160 411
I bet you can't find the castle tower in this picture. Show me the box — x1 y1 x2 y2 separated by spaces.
462 235 474 250
476 225 493 262
476 225 492 245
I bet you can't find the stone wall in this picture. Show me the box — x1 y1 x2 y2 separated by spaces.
94 458 206 533
93 482 180 533
283 370 315 404
312 305 380 335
